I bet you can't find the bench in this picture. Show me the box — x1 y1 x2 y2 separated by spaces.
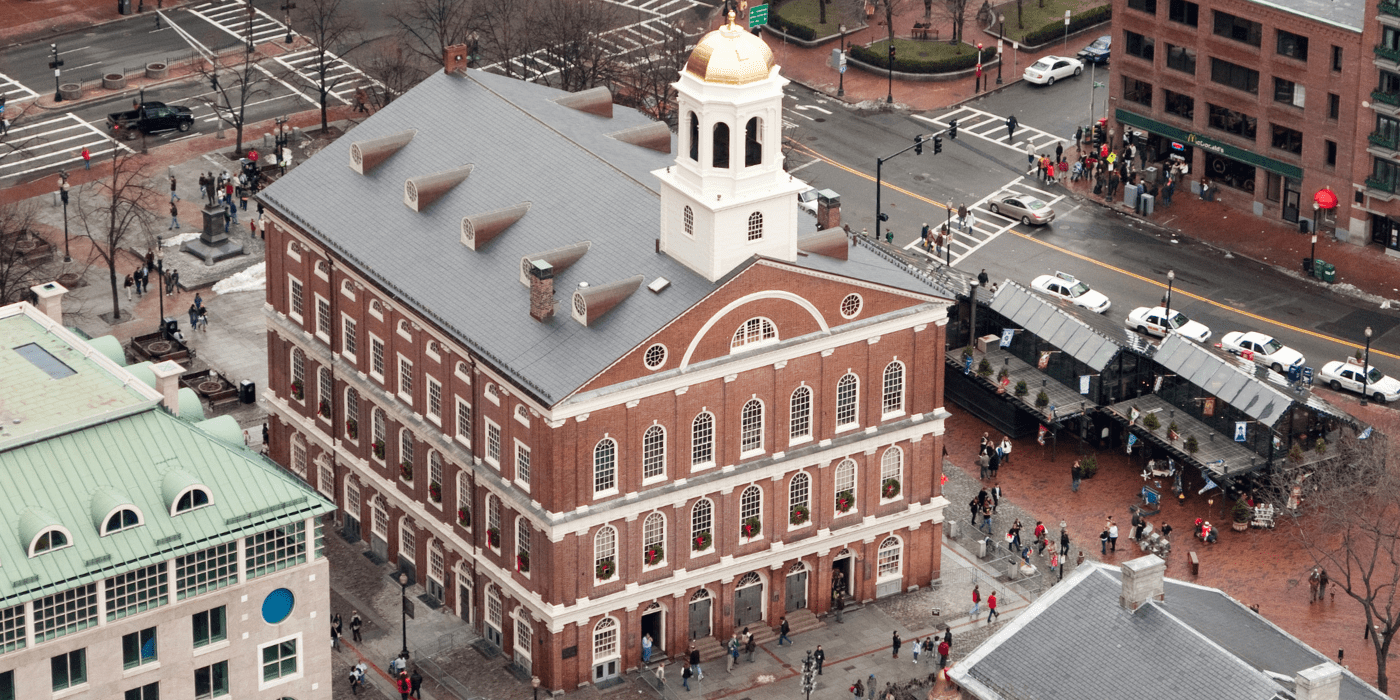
1189 551 1199 576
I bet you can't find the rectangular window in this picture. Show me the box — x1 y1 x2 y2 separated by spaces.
1266 172 1282 202
1165 44 1195 74
34 584 98 642
193 606 227 648
1326 140 1337 167
1126 0 1156 13
1375 157 1400 189
398 357 413 400
343 317 357 357
1168 0 1198 25
1381 70 1400 96
177 542 238 599
515 443 531 486
1384 26 1400 53
486 420 502 465
316 297 331 338
1333 45 1343 71
1210 58 1259 94
1207 103 1258 139
427 377 442 419
0 605 23 656
1213 11 1261 46
245 521 308 578
370 336 385 379
1123 31 1155 61
262 639 298 681
1329 93 1340 120
122 627 159 669
107 563 169 621
456 398 472 444
0 670 12 700
1276 30 1308 60
1274 78 1305 107
1271 124 1303 154
194 662 229 699
51 649 86 691
1123 77 1153 107
124 682 158 700
1164 89 1195 119
289 277 304 321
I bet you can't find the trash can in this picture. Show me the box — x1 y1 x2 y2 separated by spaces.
1321 263 1336 283
1298 219 1310 234
1312 258 1326 280
1140 193 1155 216
239 380 256 404
162 316 179 339
1123 184 1139 209
118 0 130 14
1302 257 1313 274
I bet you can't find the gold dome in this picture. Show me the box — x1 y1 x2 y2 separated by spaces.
684 12 776 86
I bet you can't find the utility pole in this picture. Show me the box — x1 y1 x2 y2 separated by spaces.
875 134 936 234
247 0 256 53
49 44 64 102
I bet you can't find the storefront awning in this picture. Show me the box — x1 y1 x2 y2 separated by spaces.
1116 109 1303 180
1105 394 1267 479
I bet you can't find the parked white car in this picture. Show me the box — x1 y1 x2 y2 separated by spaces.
1220 331 1305 373
1023 56 1083 85
1124 306 1212 342
1318 359 1400 404
1030 272 1111 313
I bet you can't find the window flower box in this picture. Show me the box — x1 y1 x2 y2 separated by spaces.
429 481 442 503
372 440 385 460
345 418 358 440
400 461 413 481
290 379 304 401
486 527 500 549
318 400 331 418
517 552 530 573
457 508 470 527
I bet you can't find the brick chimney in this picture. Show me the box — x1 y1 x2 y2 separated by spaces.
29 281 68 324
817 189 841 230
1294 663 1343 700
528 259 555 322
1119 555 1166 612
149 360 185 416
443 44 469 75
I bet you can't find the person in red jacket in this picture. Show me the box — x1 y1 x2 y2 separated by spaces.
397 671 411 700
986 591 1000 624
937 638 951 668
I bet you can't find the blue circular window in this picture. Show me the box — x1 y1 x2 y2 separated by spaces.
262 588 295 624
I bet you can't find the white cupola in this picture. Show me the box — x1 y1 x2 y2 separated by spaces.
653 12 809 282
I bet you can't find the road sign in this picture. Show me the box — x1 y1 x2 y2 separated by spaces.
840 65 847 73
749 3 769 27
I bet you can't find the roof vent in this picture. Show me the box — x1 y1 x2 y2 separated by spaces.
518 241 591 286
461 201 531 250
553 86 614 118
404 164 473 212
572 275 643 327
610 122 672 153
648 277 671 294
798 227 849 260
578 281 589 289
349 130 416 175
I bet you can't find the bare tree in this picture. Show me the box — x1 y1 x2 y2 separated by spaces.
874 0 912 60
72 149 161 321
389 0 483 66
0 202 53 306
534 0 622 92
475 0 543 79
360 41 431 110
1277 414 1400 694
195 50 270 156
932 0 973 45
295 0 369 131
613 20 693 127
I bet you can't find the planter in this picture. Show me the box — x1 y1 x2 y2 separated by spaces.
1231 521 1249 532
146 62 169 80
59 83 83 101
102 72 127 90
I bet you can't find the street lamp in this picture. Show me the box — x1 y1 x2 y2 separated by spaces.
398 571 410 657
1164 270 1175 325
996 15 1005 85
886 43 895 104
944 201 953 266
532 676 541 700
975 42 984 93
281 0 296 43
1361 326 1374 406
838 24 847 97
59 172 70 262
50 44 63 102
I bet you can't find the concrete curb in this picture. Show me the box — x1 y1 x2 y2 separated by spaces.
762 22 868 49
0 0 197 50
26 43 280 113
846 53 1003 83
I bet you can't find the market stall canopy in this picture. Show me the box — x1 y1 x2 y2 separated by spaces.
989 282 1132 371
1153 335 1293 428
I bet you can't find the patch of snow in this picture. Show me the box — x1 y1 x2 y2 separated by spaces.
162 233 200 247
212 262 265 294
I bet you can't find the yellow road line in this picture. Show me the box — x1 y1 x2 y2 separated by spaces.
786 139 1399 361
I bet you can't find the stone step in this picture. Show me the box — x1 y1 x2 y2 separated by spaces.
784 608 825 636
692 636 726 663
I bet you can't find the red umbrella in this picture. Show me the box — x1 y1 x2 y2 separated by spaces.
1314 187 1338 210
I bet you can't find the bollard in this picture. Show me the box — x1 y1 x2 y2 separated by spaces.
262 133 273 150
946 520 960 540
292 126 305 142
977 538 987 558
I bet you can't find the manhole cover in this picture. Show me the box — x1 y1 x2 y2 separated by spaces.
198 381 224 393
147 341 173 354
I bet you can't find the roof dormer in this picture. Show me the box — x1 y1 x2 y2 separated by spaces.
405 164 473 212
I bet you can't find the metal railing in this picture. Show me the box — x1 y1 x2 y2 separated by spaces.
1370 131 1400 150
1366 175 1397 193
1381 0 1400 17
1372 89 1400 106
1377 44 1400 64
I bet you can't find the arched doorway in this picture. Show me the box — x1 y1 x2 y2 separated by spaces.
688 589 712 640
484 585 503 648
832 549 853 603
640 601 665 657
785 561 809 612
456 563 474 627
734 572 764 628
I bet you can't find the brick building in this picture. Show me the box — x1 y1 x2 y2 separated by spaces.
1356 0 1400 254
255 19 954 692
1107 0 1364 238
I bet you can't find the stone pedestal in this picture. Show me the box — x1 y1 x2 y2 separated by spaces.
182 204 246 265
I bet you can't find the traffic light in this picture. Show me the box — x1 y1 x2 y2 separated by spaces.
888 45 896 62
914 135 923 155
933 134 943 154
949 119 958 139
1093 124 1104 144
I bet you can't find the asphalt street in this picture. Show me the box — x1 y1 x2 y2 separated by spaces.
781 74 1400 391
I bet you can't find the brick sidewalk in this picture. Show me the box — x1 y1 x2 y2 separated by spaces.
0 0 190 43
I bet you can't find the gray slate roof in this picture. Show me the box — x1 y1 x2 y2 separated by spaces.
260 69 945 405
1253 0 1364 31
1154 334 1295 427
989 281 1130 371
950 562 1388 700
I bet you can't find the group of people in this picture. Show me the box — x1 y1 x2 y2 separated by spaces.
187 293 210 332
976 432 1011 479
124 249 178 300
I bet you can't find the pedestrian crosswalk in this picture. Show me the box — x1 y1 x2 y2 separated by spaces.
914 105 1069 159
488 0 704 83
0 72 41 107
272 47 378 106
902 176 1069 266
187 0 292 48
0 113 134 181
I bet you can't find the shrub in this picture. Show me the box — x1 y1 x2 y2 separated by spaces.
962 345 974 359
1143 412 1161 432
768 12 816 40
1014 379 1029 396
1289 444 1304 462
1021 5 1111 47
1185 435 1199 454
1035 390 1049 408
1232 498 1251 523
1314 438 1327 455
851 43 984 74
1079 453 1098 477
978 358 994 377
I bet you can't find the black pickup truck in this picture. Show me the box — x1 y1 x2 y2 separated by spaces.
106 102 195 140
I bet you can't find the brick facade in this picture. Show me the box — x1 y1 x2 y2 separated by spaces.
1355 0 1400 253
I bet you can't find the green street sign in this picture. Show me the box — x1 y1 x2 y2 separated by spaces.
749 4 769 27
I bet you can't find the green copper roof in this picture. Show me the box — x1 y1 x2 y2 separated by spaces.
0 307 157 452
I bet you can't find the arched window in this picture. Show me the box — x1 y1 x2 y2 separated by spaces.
688 112 699 161
593 617 620 662
683 205 694 236
739 485 762 532
877 536 903 579
740 399 764 454
516 517 530 573
593 438 617 494
291 348 306 400
176 487 211 513
882 361 905 415
747 211 763 241
691 412 715 468
788 472 810 524
291 434 308 478
31 528 70 556
731 318 777 351
836 373 859 428
594 526 617 580
104 508 141 535
744 117 762 166
487 495 501 549
642 425 666 480
400 429 415 479
691 498 713 549
345 388 360 440
643 512 665 566
789 386 812 441
835 458 856 512
712 122 730 168
881 447 903 500
318 366 332 418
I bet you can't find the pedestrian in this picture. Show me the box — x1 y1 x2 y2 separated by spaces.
1060 528 1070 557
998 436 1011 464
198 306 209 332
81 147 91 169
350 611 362 642
124 274 135 301
1132 512 1146 541
1100 526 1110 554
1160 522 1173 540
1034 521 1047 555
1055 142 1063 163
814 645 825 674
937 638 950 669
744 628 757 662
682 663 693 692
355 87 371 113
977 450 990 480
165 269 176 296
1318 569 1329 601
1071 460 1082 492
1006 114 1018 140
223 208 231 234
1025 142 1035 173
409 668 423 699
239 181 249 211
986 591 999 623
397 670 411 700
1007 519 1022 551
726 634 738 672
1201 178 1213 202
257 213 267 239
194 292 203 309
969 496 980 525
1164 172 1176 206
690 645 703 679
655 663 666 685
779 615 791 645
642 633 653 664
969 584 981 617
1107 171 1120 201
867 673 878 700
987 446 1000 479
331 621 341 650
1108 519 1119 553
979 502 993 534
1074 125 1083 145
911 636 921 663
228 193 239 225
977 268 989 287
332 611 343 639
990 484 1001 513
198 173 208 203
891 630 901 658
170 175 180 203
188 303 199 330
0 117 8 136
852 679 864 699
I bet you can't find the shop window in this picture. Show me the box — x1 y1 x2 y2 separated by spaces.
1273 78 1304 108
1210 58 1258 94
1270 124 1303 155
1207 103 1257 140
1205 153 1257 193
1123 77 1153 107
1265 172 1282 203
1127 0 1156 13
1372 214 1400 250
1123 31 1155 61
1164 90 1195 120
1276 30 1309 61
1168 0 1197 25
1213 11 1261 47
1165 44 1195 74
